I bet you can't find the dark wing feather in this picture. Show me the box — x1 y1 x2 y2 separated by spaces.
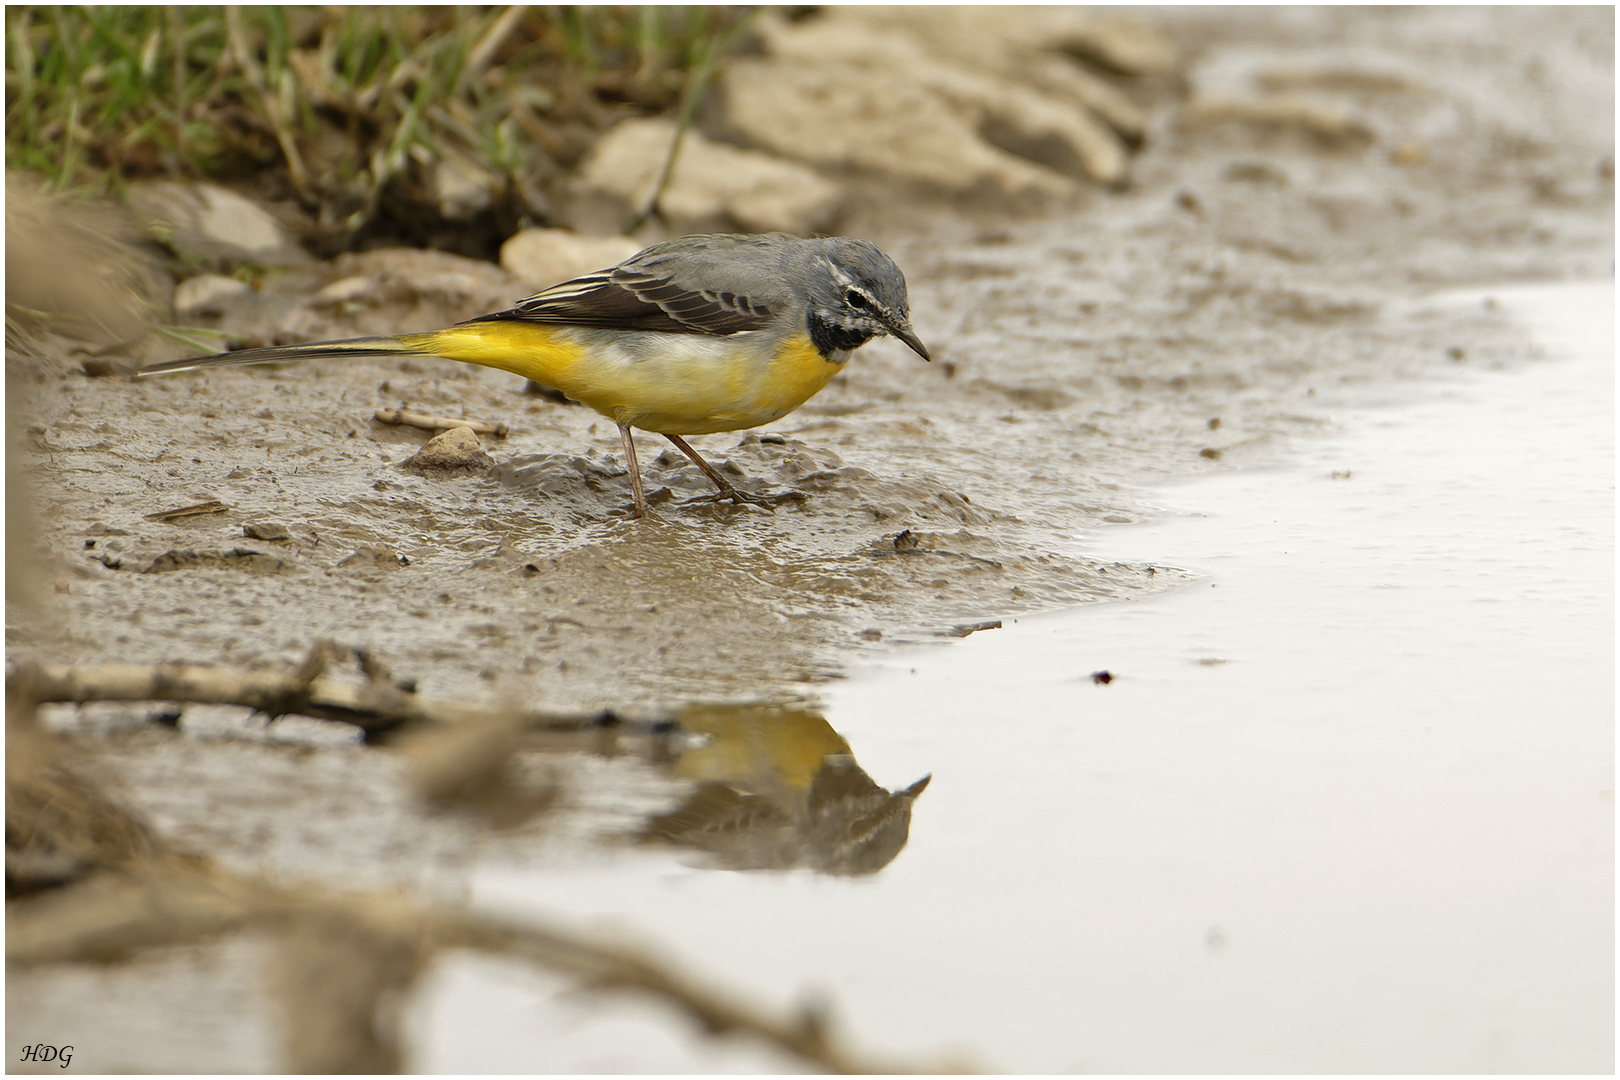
466 267 775 336
463 235 798 336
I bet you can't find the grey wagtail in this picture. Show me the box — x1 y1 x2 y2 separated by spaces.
140 232 930 518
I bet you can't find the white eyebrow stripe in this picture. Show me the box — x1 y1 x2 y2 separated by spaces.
826 259 859 288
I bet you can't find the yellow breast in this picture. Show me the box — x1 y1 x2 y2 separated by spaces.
409 325 843 436
725 332 844 431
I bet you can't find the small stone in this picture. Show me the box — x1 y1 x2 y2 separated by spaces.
318 247 516 324
405 426 494 475
243 522 292 542
173 274 251 318
310 275 379 306
500 228 641 289
127 180 308 267
338 545 407 571
433 152 499 220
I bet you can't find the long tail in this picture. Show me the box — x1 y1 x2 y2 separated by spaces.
137 336 424 377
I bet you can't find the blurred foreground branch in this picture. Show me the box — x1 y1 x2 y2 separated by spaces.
6 681 959 1073
8 864 932 1072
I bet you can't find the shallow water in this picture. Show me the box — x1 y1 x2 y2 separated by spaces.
410 281 1613 1072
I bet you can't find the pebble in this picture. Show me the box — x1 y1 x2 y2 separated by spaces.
405 426 494 475
126 180 308 267
173 274 252 318
500 228 641 289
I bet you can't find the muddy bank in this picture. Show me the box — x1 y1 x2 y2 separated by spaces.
6 6 1614 1073
11 8 1612 710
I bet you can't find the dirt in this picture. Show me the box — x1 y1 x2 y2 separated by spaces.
6 6 1613 1072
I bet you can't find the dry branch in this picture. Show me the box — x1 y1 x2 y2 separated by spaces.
374 407 509 437
143 499 230 522
11 645 640 736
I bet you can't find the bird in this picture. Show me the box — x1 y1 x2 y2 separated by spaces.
139 232 931 518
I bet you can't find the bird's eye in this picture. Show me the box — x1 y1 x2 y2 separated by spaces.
845 290 869 308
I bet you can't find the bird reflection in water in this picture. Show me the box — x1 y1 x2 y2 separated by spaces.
642 704 931 876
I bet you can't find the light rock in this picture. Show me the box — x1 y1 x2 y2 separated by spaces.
309 275 379 306
1018 52 1148 145
254 249 517 349
432 152 498 220
500 229 642 289
1055 13 1180 78
127 180 308 267
851 6 1177 77
722 60 1076 198
173 274 251 318
405 426 494 475
336 544 407 571
243 522 292 542
318 247 517 318
935 66 1130 187
571 117 843 237
716 8 1179 196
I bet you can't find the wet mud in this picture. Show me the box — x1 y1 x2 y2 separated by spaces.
6 6 1613 1072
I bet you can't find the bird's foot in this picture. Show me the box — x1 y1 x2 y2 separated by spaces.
621 487 676 519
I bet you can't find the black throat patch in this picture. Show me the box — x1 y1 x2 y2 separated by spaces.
807 310 875 358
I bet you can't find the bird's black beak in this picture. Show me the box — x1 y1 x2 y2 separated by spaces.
885 316 931 362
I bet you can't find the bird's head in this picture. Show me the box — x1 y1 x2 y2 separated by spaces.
803 238 930 362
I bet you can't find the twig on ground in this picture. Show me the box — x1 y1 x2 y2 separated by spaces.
10 649 660 736
374 407 509 437
143 499 229 522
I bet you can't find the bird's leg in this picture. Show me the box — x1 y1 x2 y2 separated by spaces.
662 434 800 508
618 422 648 518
